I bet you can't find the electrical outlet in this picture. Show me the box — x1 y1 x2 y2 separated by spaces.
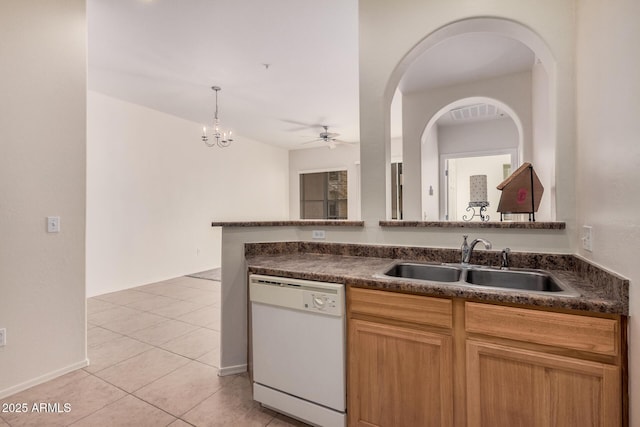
47 216 60 233
312 230 326 240
0 328 6 347
582 225 593 252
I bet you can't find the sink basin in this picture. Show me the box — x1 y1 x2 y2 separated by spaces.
380 262 580 297
465 268 578 295
383 263 462 282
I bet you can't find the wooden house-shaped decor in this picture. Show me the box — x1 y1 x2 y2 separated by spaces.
496 162 544 221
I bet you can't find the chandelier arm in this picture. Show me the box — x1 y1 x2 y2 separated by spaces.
202 136 216 148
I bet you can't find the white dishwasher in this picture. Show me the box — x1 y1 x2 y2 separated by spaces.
249 274 346 427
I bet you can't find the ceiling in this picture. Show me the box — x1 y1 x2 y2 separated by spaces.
399 33 535 94
88 1 535 150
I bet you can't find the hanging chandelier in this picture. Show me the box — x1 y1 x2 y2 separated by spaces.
202 86 233 148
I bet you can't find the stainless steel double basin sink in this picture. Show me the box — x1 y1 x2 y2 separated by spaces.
381 262 580 297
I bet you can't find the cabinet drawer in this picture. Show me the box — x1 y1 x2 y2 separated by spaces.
465 302 619 356
349 287 452 329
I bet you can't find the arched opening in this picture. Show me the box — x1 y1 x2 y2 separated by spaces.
420 97 523 221
386 17 556 221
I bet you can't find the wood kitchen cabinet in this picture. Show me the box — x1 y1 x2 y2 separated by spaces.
347 287 454 427
347 288 626 427
465 301 623 427
466 340 620 427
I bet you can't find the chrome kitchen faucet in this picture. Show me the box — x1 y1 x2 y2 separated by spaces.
461 236 492 264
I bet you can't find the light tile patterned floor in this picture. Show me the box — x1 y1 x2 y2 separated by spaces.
0 276 307 426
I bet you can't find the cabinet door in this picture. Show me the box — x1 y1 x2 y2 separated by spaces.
466 340 621 427
348 319 453 427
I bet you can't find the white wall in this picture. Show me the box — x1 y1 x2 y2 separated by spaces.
87 91 289 297
575 0 640 424
288 145 360 220
0 1 88 397
403 71 533 220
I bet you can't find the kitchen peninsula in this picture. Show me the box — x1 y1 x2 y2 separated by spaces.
213 220 629 426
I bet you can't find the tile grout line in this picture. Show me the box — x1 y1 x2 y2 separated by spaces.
94 321 220 354
80 371 185 425
65 393 130 426
81 343 229 424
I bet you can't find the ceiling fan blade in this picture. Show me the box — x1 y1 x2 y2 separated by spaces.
281 119 325 130
281 119 315 126
285 125 315 132
301 138 323 144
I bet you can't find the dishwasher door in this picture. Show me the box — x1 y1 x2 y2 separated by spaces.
249 274 345 425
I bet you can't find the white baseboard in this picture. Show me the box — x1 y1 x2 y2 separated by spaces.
218 364 247 376
0 359 89 400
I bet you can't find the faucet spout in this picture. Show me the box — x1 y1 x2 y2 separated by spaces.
462 238 492 264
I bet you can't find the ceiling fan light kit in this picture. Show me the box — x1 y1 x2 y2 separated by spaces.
301 125 351 149
202 86 233 148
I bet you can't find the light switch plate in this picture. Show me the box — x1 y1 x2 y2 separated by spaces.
47 216 60 233
0 328 6 347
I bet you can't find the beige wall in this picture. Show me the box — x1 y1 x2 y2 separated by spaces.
0 1 88 397
575 0 640 424
87 91 290 297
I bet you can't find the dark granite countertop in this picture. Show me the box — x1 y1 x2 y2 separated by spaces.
211 220 364 227
245 242 629 315
211 220 564 229
379 220 566 229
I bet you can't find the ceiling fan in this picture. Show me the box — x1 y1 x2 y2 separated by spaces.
302 125 349 149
